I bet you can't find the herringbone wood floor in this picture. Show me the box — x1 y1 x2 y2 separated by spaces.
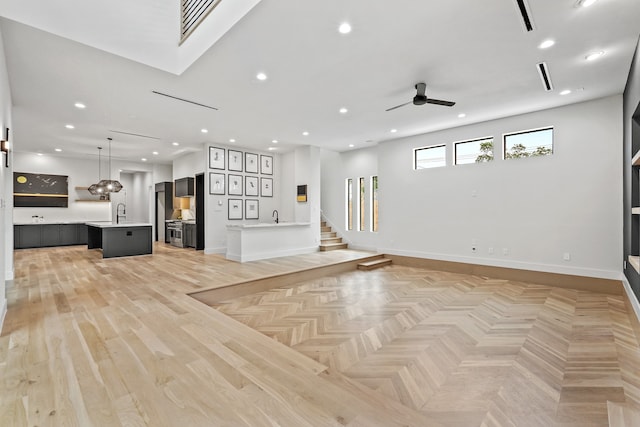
3 244 640 426
211 265 640 427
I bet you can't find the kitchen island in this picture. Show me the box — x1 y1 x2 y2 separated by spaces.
86 222 153 258
226 222 316 262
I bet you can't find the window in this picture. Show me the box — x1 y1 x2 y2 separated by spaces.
346 179 353 230
414 145 446 169
370 176 378 232
359 177 365 231
503 127 553 159
454 137 494 165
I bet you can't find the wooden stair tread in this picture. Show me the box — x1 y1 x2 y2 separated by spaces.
321 237 342 244
357 258 391 270
320 242 348 251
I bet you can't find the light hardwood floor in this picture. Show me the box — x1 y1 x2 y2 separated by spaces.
2 244 640 426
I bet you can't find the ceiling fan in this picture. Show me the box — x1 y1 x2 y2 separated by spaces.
386 83 455 111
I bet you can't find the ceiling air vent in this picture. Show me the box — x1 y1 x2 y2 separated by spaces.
536 62 553 91
515 0 535 32
181 0 223 44
152 90 219 110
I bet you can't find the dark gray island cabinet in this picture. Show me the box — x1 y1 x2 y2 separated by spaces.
86 222 152 258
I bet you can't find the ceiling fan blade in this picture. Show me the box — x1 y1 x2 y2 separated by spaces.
426 98 456 107
385 101 412 112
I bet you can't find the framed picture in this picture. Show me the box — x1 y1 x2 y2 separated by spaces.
245 199 259 220
260 155 273 175
245 152 258 174
228 174 243 196
245 175 259 196
297 184 308 202
228 149 243 172
209 172 225 195
260 177 273 197
228 199 243 220
209 147 225 170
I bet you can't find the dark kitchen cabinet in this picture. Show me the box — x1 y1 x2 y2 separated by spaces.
175 177 194 197
41 224 61 247
15 225 42 249
183 223 196 248
14 223 88 249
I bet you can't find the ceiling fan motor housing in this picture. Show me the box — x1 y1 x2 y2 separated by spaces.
413 95 428 105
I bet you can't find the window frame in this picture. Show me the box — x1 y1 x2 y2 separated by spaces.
370 176 378 233
453 136 494 165
413 144 447 170
502 126 554 160
346 178 353 231
358 177 365 232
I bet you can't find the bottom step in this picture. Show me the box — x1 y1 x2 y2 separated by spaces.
357 258 392 271
319 242 348 251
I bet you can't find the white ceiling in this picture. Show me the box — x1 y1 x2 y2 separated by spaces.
1 0 639 165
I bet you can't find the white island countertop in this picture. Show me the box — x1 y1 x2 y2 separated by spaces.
86 221 152 228
227 222 311 229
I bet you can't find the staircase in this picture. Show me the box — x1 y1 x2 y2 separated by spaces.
319 221 348 251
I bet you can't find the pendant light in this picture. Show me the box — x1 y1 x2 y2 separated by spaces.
88 146 107 198
98 137 123 193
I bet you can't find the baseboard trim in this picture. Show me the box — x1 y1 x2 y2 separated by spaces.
385 253 623 295
379 248 621 280
0 298 7 333
621 276 640 325
204 247 226 255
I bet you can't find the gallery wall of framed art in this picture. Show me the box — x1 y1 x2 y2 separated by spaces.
208 146 276 220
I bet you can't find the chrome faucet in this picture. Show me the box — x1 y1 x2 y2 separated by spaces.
272 209 279 224
116 203 126 224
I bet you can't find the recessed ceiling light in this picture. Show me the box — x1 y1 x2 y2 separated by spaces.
390 129 397 133
458 113 466 118
302 131 309 136
74 102 86 109
339 107 348 114
54 148 62 152
338 22 352 34
201 128 208 133
229 138 236 143
268 147 276 151
585 51 604 61
152 151 159 155
578 0 598 7
256 72 267 81
37 153 43 156
172 142 179 146
560 89 572 95
141 158 148 162
538 39 555 49
272 139 278 144
349 144 354 148
65 124 75 129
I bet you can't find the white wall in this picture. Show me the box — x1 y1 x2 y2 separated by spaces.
322 96 623 279
321 147 378 251
0 26 12 330
112 171 151 223
203 144 282 254
12 153 163 225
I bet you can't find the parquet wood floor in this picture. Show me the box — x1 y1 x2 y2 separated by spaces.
211 265 640 427
3 244 640 426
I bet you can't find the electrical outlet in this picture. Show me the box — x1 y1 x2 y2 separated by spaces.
488 247 494 255
502 248 509 256
563 252 571 261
